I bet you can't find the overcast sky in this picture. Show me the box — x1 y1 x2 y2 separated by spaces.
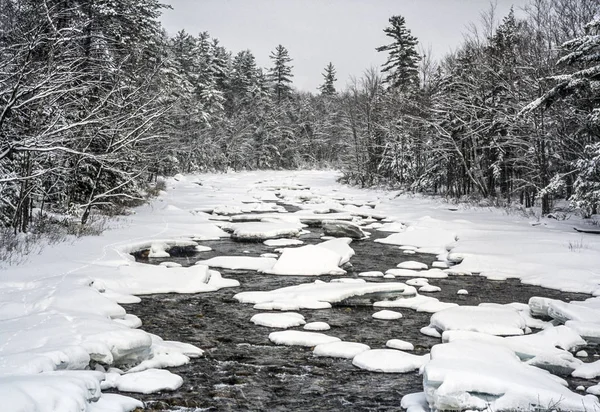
160 0 529 92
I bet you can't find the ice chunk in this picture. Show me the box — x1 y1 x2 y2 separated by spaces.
313 341 370 359
406 278 429 287
386 339 415 351
304 322 330 331
419 284 441 293
375 293 458 313
359 271 384 277
251 312 306 329
235 280 408 310
423 340 599 412
264 238 304 247
269 331 340 347
432 261 449 269
224 221 303 241
429 306 526 336
89 393 143 412
372 310 403 320
573 359 600 379
397 261 428 270
352 349 429 373
456 289 468 295
400 392 430 412
114 369 183 394
264 245 346 276
195 256 276 271
317 237 355 265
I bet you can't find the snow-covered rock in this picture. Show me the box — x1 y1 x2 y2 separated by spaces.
352 349 429 373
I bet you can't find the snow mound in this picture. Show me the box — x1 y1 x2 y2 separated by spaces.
429 305 526 336
358 271 384 278
109 369 183 394
386 339 414 351
269 331 340 347
195 256 276 271
397 261 428 270
375 292 458 313
264 245 346 276
352 349 429 373
303 322 330 331
313 341 370 359
251 312 306 329
423 340 599 412
224 221 303 241
372 310 403 320
263 238 304 247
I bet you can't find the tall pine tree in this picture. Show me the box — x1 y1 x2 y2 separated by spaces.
269 44 293 102
376 15 421 91
319 62 337 95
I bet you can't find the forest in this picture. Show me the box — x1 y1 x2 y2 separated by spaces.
0 0 598 240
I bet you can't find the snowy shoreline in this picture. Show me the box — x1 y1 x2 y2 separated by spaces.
1 170 599 411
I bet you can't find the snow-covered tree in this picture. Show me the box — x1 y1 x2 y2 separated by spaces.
376 15 421 91
319 63 337 96
269 44 294 102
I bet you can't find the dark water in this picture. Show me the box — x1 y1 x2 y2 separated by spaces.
123 215 594 411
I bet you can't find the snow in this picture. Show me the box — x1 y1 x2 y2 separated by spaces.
372 310 403 320
386 339 415 351
313 341 370 359
358 271 384 277
573 359 600 379
429 305 527 336
235 280 409 311
316 237 355 265
423 340 599 412
303 321 330 331
109 369 183 394
352 349 430 373
263 245 346 276
3 170 600 410
419 284 441 293
263 238 304 247
400 392 430 412
250 312 306 329
397 261 428 270
269 331 341 347
195 256 276 271
456 289 468 295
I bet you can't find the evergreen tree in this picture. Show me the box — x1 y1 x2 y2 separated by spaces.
376 15 421 91
269 44 293 102
319 62 337 95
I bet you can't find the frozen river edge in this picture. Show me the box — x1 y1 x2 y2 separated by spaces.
1 170 600 411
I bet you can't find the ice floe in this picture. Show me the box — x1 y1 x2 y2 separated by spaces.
195 256 276 271
372 310 403 320
386 339 414 351
250 312 306 329
352 349 429 373
429 305 527 336
304 322 330 331
269 331 340 347
313 341 370 359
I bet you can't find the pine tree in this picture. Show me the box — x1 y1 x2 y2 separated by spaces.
376 15 421 91
269 44 293 102
319 62 337 95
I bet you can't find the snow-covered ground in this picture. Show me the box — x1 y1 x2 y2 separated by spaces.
2 170 600 411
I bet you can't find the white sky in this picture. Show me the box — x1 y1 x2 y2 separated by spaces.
160 0 529 92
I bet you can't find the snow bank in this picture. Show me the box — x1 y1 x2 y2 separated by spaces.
423 340 599 412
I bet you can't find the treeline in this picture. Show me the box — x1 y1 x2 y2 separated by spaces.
338 0 599 216
1 0 598 237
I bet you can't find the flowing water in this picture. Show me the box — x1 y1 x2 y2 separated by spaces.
122 212 594 411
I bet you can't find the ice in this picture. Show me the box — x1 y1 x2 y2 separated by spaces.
316 237 355 265
374 293 458 313
419 284 441 293
397 261 428 270
111 369 183 394
223 221 304 241
358 271 384 277
566 320 600 342
386 268 448 279
548 300 600 323
406 278 429 287
313 341 370 359
423 340 599 412
588 384 600 395
400 392 430 412
576 350 588 357
303 322 330 331
403 250 416 255
429 306 527 336
431 261 449 269
264 245 346 276
443 326 585 375
573 359 600 379
250 312 306 329
420 326 442 338
372 310 403 320
88 394 143 412
195 256 276 271
352 349 429 373
386 339 415 351
235 280 409 310
263 238 304 247
269 331 340 347
385 268 419 277
456 289 468 295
